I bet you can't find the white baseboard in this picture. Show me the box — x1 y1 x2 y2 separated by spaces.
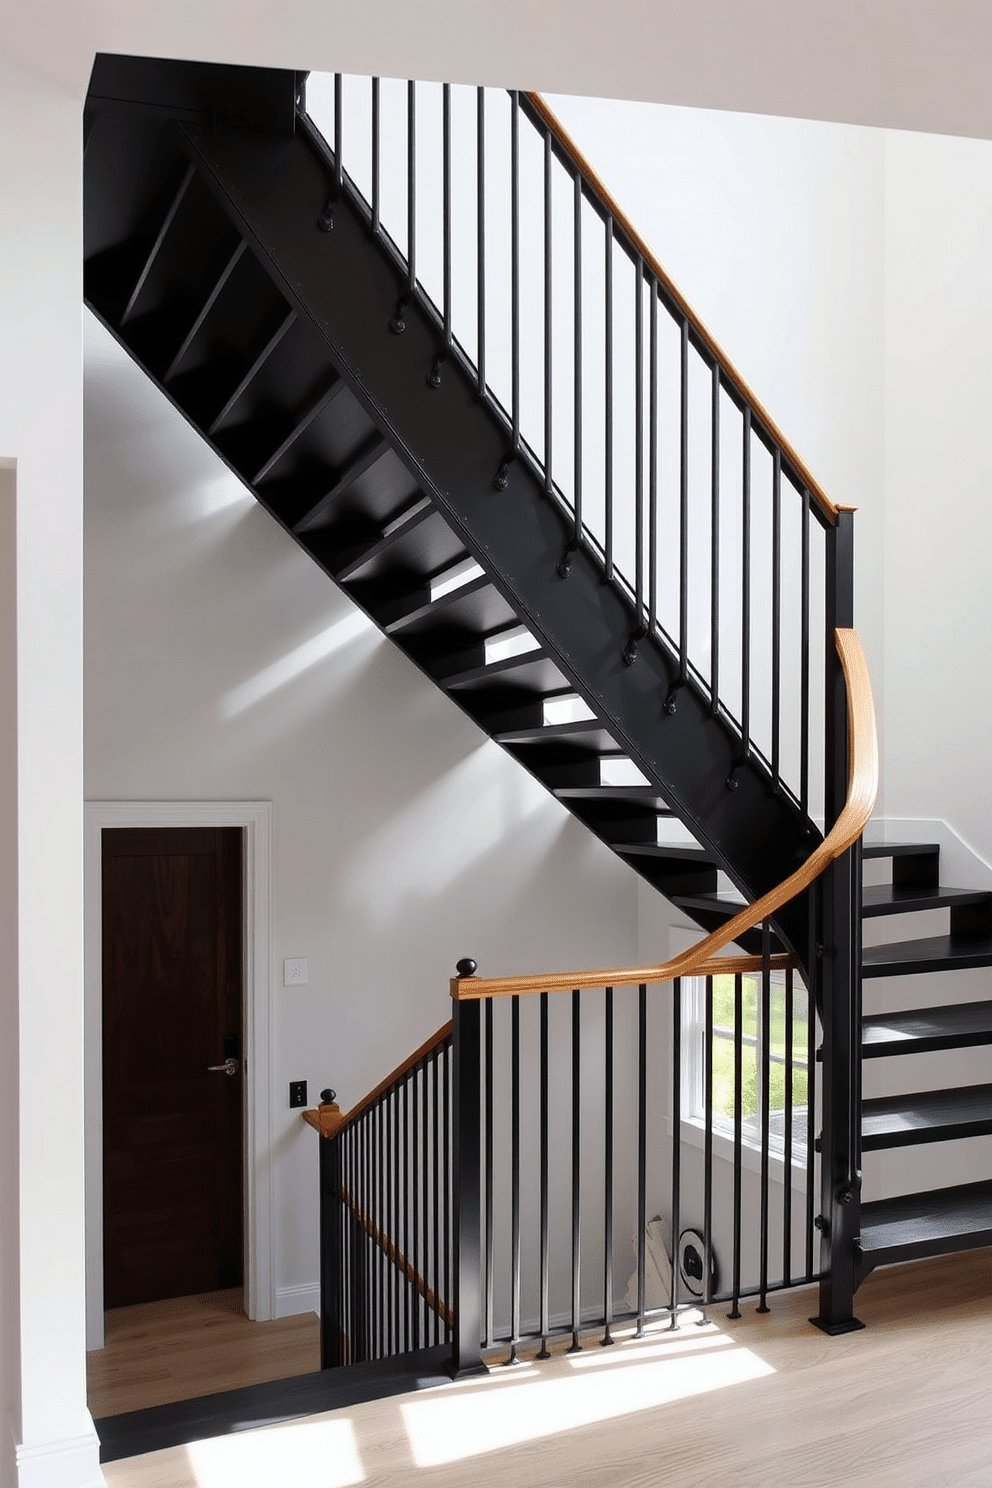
15 1430 103 1488
275 1283 320 1319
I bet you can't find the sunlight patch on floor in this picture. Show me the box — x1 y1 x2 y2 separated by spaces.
401 1329 775 1466
185 1416 364 1488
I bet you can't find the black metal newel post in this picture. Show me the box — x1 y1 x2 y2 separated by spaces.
451 959 485 1376
318 1088 344 1369
812 507 865 1335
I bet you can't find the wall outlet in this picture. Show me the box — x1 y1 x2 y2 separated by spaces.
283 957 309 986
289 1080 308 1108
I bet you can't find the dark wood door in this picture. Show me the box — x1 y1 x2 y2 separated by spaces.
102 826 243 1308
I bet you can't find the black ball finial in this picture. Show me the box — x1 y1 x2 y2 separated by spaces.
455 958 478 978
320 1088 337 1105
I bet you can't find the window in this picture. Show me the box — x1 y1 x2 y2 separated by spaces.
683 971 811 1164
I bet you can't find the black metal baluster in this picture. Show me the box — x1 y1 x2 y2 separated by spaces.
428 1055 436 1347
634 259 644 628
334 73 343 198
710 366 721 714
403 1074 411 1348
484 999 494 1349
442 1041 451 1345
772 448 782 788
605 216 614 581
679 318 689 688
407 80 416 297
636 983 647 1337
670 978 682 1330
729 973 743 1319
649 287 658 635
702 975 714 1318
806 955 816 1280
393 1086 401 1351
476 88 486 397
371 77 380 236
543 127 553 494
412 1065 420 1349
800 487 811 815
442 83 452 355
602 986 615 1347
510 993 521 1363
569 988 582 1352
757 922 771 1313
538 990 551 1358
421 1060 429 1347
740 407 752 762
573 172 583 548
511 94 520 452
783 965 794 1288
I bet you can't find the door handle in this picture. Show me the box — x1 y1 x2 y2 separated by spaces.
207 1058 240 1076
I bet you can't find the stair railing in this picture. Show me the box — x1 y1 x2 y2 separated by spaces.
304 1022 455 1368
304 74 846 826
307 628 877 1367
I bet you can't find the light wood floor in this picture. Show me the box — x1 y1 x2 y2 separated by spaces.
101 1252 992 1487
87 1289 320 1417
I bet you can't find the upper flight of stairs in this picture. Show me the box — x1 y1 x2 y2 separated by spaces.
82 56 812 961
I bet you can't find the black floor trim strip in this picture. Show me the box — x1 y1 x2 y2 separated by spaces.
94 1344 454 1462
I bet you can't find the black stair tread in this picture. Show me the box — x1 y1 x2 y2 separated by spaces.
442 651 568 694
863 1001 992 1057
381 574 515 637
617 843 715 863
861 883 991 917
862 842 940 860
494 719 622 751
670 888 747 913
861 1083 992 1150
862 934 992 978
335 505 466 584
555 786 673 812
859 1179 992 1263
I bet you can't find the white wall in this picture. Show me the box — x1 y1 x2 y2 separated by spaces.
883 128 992 863
9 4 992 1479
83 312 640 1312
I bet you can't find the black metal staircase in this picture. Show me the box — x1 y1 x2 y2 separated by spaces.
82 54 992 1362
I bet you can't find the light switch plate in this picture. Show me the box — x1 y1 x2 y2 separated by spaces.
283 957 309 986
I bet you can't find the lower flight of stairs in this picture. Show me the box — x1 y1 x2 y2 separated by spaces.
678 837 992 1282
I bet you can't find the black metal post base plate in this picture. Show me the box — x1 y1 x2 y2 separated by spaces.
809 1314 866 1336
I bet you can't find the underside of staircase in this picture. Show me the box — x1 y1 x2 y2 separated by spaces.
83 54 992 1362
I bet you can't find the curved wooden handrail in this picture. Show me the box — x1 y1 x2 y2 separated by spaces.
452 627 876 1001
302 1019 453 1140
524 91 839 529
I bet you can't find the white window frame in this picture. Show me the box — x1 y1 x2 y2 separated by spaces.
672 929 813 1190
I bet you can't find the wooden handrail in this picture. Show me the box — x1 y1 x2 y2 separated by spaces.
524 91 840 529
452 627 876 1001
302 1019 453 1140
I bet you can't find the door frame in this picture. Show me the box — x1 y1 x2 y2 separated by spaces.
84 799 273 1350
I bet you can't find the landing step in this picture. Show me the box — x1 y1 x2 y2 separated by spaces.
94 1344 453 1462
861 1083 992 1150
859 1179 992 1267
862 935 992 978
863 842 940 860
862 1001 992 1057
861 884 991 917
